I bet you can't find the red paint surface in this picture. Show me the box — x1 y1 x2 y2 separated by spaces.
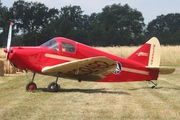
5 37 159 82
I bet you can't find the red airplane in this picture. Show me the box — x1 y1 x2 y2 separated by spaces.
4 22 175 92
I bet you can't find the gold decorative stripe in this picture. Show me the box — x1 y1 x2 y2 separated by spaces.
122 67 149 75
45 53 78 61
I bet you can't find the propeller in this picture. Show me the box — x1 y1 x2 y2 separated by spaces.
6 22 13 60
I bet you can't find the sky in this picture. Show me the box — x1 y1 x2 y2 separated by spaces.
1 0 180 24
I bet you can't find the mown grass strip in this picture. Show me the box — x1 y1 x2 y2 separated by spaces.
0 68 180 120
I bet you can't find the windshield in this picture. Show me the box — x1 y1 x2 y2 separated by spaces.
40 39 59 51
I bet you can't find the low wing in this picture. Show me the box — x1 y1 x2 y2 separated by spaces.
146 66 175 74
42 56 116 81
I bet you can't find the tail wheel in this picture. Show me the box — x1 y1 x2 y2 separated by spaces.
26 82 37 91
48 82 60 92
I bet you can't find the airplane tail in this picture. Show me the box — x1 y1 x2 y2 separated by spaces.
127 37 160 66
127 37 175 74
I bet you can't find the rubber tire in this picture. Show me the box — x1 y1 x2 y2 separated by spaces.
26 82 37 91
47 82 60 92
151 85 156 89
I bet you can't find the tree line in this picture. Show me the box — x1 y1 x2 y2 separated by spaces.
0 0 180 47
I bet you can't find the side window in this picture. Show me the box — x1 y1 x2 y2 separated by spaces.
62 42 75 53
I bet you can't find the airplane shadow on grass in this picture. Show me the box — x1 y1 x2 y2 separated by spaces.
128 87 163 91
128 86 180 91
36 87 130 95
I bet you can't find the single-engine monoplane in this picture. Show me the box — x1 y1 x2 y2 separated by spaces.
4 22 175 92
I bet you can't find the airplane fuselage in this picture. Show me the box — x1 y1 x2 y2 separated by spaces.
6 37 159 82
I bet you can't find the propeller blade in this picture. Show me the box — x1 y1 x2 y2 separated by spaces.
6 22 13 60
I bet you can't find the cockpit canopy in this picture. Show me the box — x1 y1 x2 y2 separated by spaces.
41 39 59 51
40 38 76 53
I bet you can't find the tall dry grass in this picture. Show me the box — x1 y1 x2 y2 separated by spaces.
97 45 180 65
161 45 180 65
0 48 6 58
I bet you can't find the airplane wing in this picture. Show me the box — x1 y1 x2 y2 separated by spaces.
42 56 117 81
146 66 175 74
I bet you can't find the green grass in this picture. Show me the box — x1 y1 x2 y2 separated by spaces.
0 67 180 120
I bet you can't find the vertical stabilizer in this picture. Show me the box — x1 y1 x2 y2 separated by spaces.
127 37 161 67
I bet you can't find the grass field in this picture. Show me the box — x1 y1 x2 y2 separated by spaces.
0 45 180 120
0 67 180 120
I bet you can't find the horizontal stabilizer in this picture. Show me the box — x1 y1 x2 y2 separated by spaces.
146 66 175 74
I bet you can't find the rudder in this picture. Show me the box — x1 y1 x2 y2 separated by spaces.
127 37 161 67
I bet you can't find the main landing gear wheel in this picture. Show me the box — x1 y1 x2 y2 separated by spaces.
26 82 37 91
149 80 157 89
48 82 60 92
151 85 157 89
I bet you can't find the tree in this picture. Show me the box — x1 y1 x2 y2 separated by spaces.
86 13 105 46
146 13 180 45
9 0 59 45
93 3 145 46
0 1 146 47
0 2 8 30
57 5 88 43
0 2 9 46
